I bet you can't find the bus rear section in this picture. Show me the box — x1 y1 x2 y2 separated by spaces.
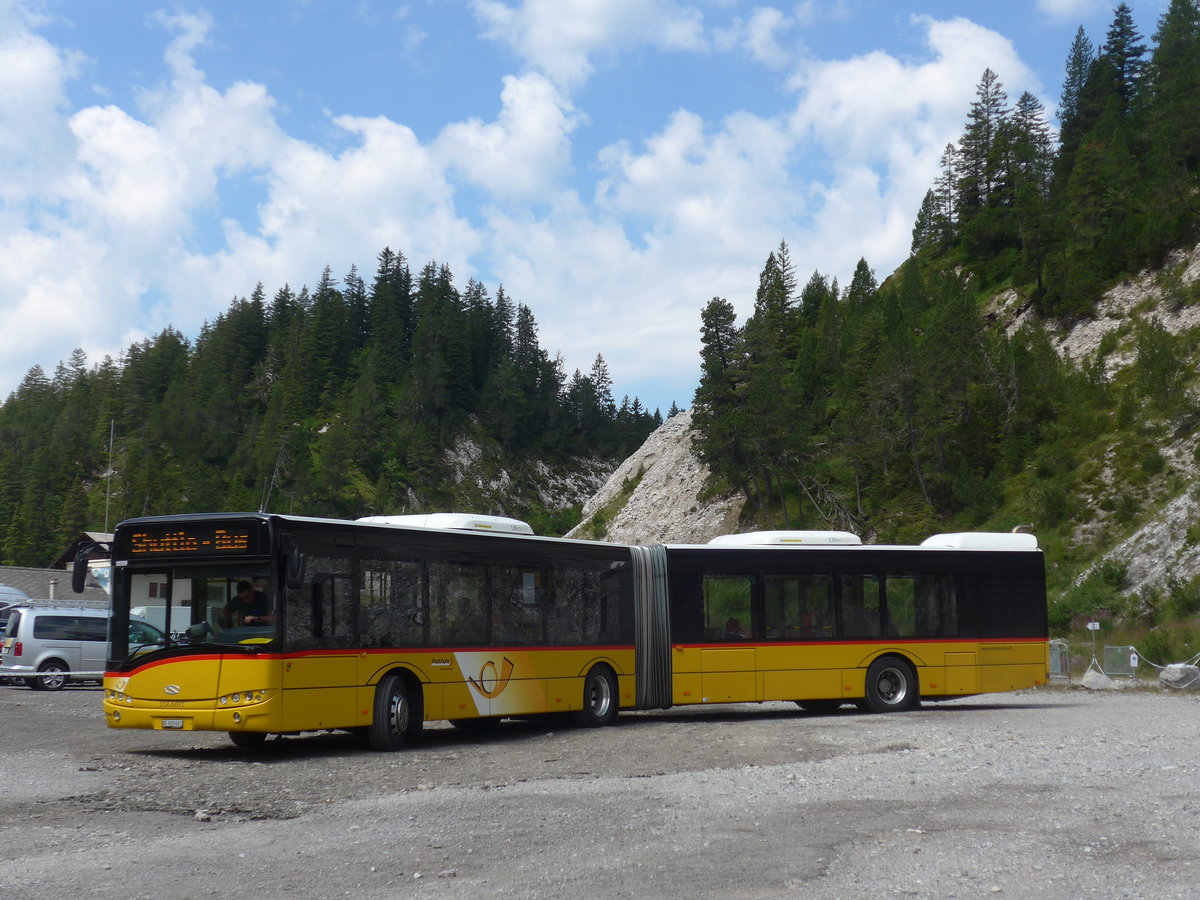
662 531 1048 712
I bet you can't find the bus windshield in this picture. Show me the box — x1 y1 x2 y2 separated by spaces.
114 563 277 659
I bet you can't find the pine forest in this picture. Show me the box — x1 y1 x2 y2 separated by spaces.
691 2 1200 642
0 252 662 565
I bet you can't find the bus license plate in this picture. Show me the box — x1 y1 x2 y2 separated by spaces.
160 719 184 729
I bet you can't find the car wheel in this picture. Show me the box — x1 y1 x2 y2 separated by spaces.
34 659 69 692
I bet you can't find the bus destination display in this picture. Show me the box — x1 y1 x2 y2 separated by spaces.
127 526 256 556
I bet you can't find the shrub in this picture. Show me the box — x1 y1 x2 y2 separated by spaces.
1138 629 1174 666
1166 574 1200 618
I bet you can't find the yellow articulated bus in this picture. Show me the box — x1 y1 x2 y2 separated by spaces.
90 513 1048 750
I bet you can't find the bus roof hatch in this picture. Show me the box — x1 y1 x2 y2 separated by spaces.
708 530 862 546
356 513 535 535
920 532 1039 550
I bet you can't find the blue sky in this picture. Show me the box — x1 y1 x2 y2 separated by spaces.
0 0 1168 416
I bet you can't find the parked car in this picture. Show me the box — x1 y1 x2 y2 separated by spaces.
0 584 31 634
0 606 165 690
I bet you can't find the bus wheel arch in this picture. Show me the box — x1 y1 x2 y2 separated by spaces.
862 654 919 713
573 663 618 727
367 669 424 751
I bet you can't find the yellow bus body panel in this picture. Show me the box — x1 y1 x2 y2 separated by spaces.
105 647 638 736
666 639 1048 707
103 639 1045 735
279 654 358 731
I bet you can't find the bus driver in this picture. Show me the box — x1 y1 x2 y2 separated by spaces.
223 580 274 626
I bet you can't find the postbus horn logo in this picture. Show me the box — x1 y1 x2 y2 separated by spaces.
467 657 515 699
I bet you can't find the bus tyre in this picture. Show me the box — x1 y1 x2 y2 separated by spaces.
33 659 69 692
368 673 411 751
863 656 917 713
573 665 618 727
228 730 268 749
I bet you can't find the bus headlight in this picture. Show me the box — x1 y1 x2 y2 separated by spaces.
219 690 266 706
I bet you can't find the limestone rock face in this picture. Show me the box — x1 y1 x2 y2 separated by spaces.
566 409 743 545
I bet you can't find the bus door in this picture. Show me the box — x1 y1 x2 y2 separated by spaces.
115 571 231 704
280 568 359 730
761 574 840 700
699 575 757 702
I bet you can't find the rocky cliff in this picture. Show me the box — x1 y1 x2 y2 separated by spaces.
565 408 743 544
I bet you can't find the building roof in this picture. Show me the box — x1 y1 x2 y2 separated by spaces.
0 566 110 607
47 532 113 570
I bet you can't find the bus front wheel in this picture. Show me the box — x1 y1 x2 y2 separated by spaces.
863 656 918 713
368 673 411 751
228 730 268 749
573 665 618 727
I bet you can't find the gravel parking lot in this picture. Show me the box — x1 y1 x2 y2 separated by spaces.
1 682 1197 899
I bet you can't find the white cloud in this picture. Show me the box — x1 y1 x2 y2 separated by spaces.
785 15 1042 276
0 4 1054 417
436 73 579 197
1035 0 1105 20
714 6 796 69
0 20 80 203
472 0 706 87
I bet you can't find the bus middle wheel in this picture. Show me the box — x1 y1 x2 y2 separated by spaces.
863 656 918 713
573 665 618 727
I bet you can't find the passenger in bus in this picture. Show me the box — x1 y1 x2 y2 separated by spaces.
223 580 274 626
724 617 747 640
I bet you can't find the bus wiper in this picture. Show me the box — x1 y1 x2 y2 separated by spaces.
124 637 173 664
182 623 268 654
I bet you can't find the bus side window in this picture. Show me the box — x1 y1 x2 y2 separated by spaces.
885 575 917 637
284 558 354 650
915 574 956 637
359 559 425 647
492 566 544 645
549 568 585 645
840 574 882 638
764 575 833 640
429 562 486 645
703 576 753 641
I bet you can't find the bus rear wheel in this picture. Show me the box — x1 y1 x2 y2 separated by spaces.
33 659 69 691
368 673 411 751
573 665 618 727
863 656 918 713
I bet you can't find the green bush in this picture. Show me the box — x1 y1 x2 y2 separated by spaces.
1138 629 1174 666
1166 574 1200 618
1139 448 1165 476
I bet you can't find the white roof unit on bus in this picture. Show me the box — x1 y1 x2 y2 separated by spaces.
920 532 1039 551
708 530 862 547
356 513 535 535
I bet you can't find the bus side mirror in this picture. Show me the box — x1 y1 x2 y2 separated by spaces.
286 543 306 590
71 543 96 594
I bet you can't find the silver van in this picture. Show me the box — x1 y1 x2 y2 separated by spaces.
0 606 164 691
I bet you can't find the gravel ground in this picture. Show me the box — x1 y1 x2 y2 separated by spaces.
1 681 1198 899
